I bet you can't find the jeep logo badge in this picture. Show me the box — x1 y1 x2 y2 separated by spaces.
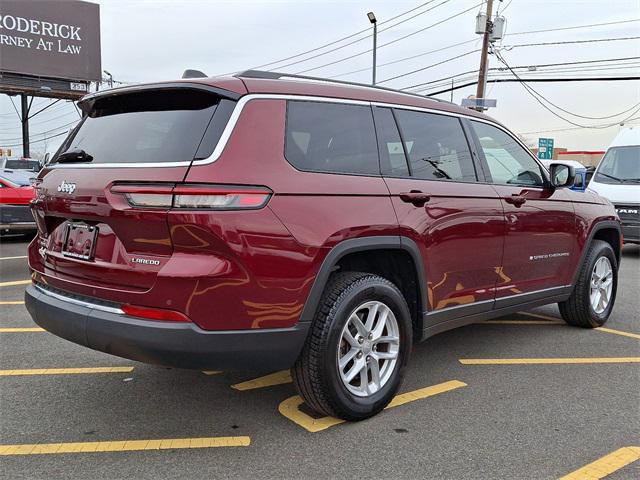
57 181 76 195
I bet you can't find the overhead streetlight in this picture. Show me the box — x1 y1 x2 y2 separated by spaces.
103 69 113 88
367 12 377 85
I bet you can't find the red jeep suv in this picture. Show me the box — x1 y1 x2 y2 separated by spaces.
26 71 621 421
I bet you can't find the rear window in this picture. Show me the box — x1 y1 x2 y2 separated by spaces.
54 89 224 164
285 101 379 175
3 160 39 171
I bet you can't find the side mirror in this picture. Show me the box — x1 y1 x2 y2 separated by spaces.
549 163 576 188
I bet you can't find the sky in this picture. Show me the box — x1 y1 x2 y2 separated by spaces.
1 0 639 157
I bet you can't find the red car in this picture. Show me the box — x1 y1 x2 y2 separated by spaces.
0 170 36 233
26 71 621 420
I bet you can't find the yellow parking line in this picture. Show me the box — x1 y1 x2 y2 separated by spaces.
460 357 640 365
232 370 292 391
0 255 27 261
595 327 640 340
559 446 640 480
0 327 45 333
202 370 222 376
0 301 25 305
0 279 31 287
520 311 640 339
279 380 467 433
0 367 134 376
0 436 251 456
519 311 563 322
480 320 563 325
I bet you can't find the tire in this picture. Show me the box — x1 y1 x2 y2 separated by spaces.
292 272 412 421
559 240 618 328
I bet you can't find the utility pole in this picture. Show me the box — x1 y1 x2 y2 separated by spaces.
475 0 494 111
20 94 30 158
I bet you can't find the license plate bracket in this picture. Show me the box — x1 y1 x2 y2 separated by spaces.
62 223 98 260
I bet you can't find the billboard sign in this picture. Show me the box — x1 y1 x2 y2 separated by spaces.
537 138 554 160
0 0 101 82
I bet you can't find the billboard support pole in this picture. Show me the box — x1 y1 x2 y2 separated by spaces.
20 94 30 159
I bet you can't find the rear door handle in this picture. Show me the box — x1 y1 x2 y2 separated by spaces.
503 195 526 207
399 190 431 207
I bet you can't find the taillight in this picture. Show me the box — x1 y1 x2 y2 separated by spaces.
173 185 271 209
110 184 271 210
121 304 191 322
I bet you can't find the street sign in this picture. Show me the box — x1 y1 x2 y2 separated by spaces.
461 98 497 110
538 138 554 159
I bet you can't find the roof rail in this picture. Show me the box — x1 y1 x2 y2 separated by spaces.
235 70 453 104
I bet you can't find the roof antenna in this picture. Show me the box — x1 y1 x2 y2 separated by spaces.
182 69 208 79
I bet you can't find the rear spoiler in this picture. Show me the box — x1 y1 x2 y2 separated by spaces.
77 82 242 114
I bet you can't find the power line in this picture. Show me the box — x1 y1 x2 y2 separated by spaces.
294 2 483 75
500 35 640 50
378 49 481 84
496 0 513 15
494 51 640 121
327 18 640 80
2 130 68 148
395 36 640 90
423 76 640 96
405 56 640 91
284 0 460 74
328 38 479 79
519 117 640 135
493 50 640 128
214 0 453 75
505 17 640 38
414 65 640 93
0 119 78 143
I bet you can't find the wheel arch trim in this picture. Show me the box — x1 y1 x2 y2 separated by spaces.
299 236 427 324
571 220 622 287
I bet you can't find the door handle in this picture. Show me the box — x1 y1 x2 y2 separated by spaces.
399 190 431 207
503 195 526 207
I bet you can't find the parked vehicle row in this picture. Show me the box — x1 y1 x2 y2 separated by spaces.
0 169 36 234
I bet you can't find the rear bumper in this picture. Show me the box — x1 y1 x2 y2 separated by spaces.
25 284 309 370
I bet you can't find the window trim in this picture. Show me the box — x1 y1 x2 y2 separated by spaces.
465 117 551 188
49 93 541 171
390 106 480 183
283 99 383 178
371 106 411 177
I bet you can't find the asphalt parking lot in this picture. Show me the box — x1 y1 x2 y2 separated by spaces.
0 235 638 480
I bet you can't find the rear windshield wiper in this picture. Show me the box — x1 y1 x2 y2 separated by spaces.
57 148 93 163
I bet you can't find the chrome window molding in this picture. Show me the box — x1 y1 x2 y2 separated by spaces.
49 93 536 170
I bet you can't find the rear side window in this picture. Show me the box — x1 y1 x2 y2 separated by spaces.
471 120 544 186
394 109 477 182
55 89 224 164
373 107 409 177
285 101 379 175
